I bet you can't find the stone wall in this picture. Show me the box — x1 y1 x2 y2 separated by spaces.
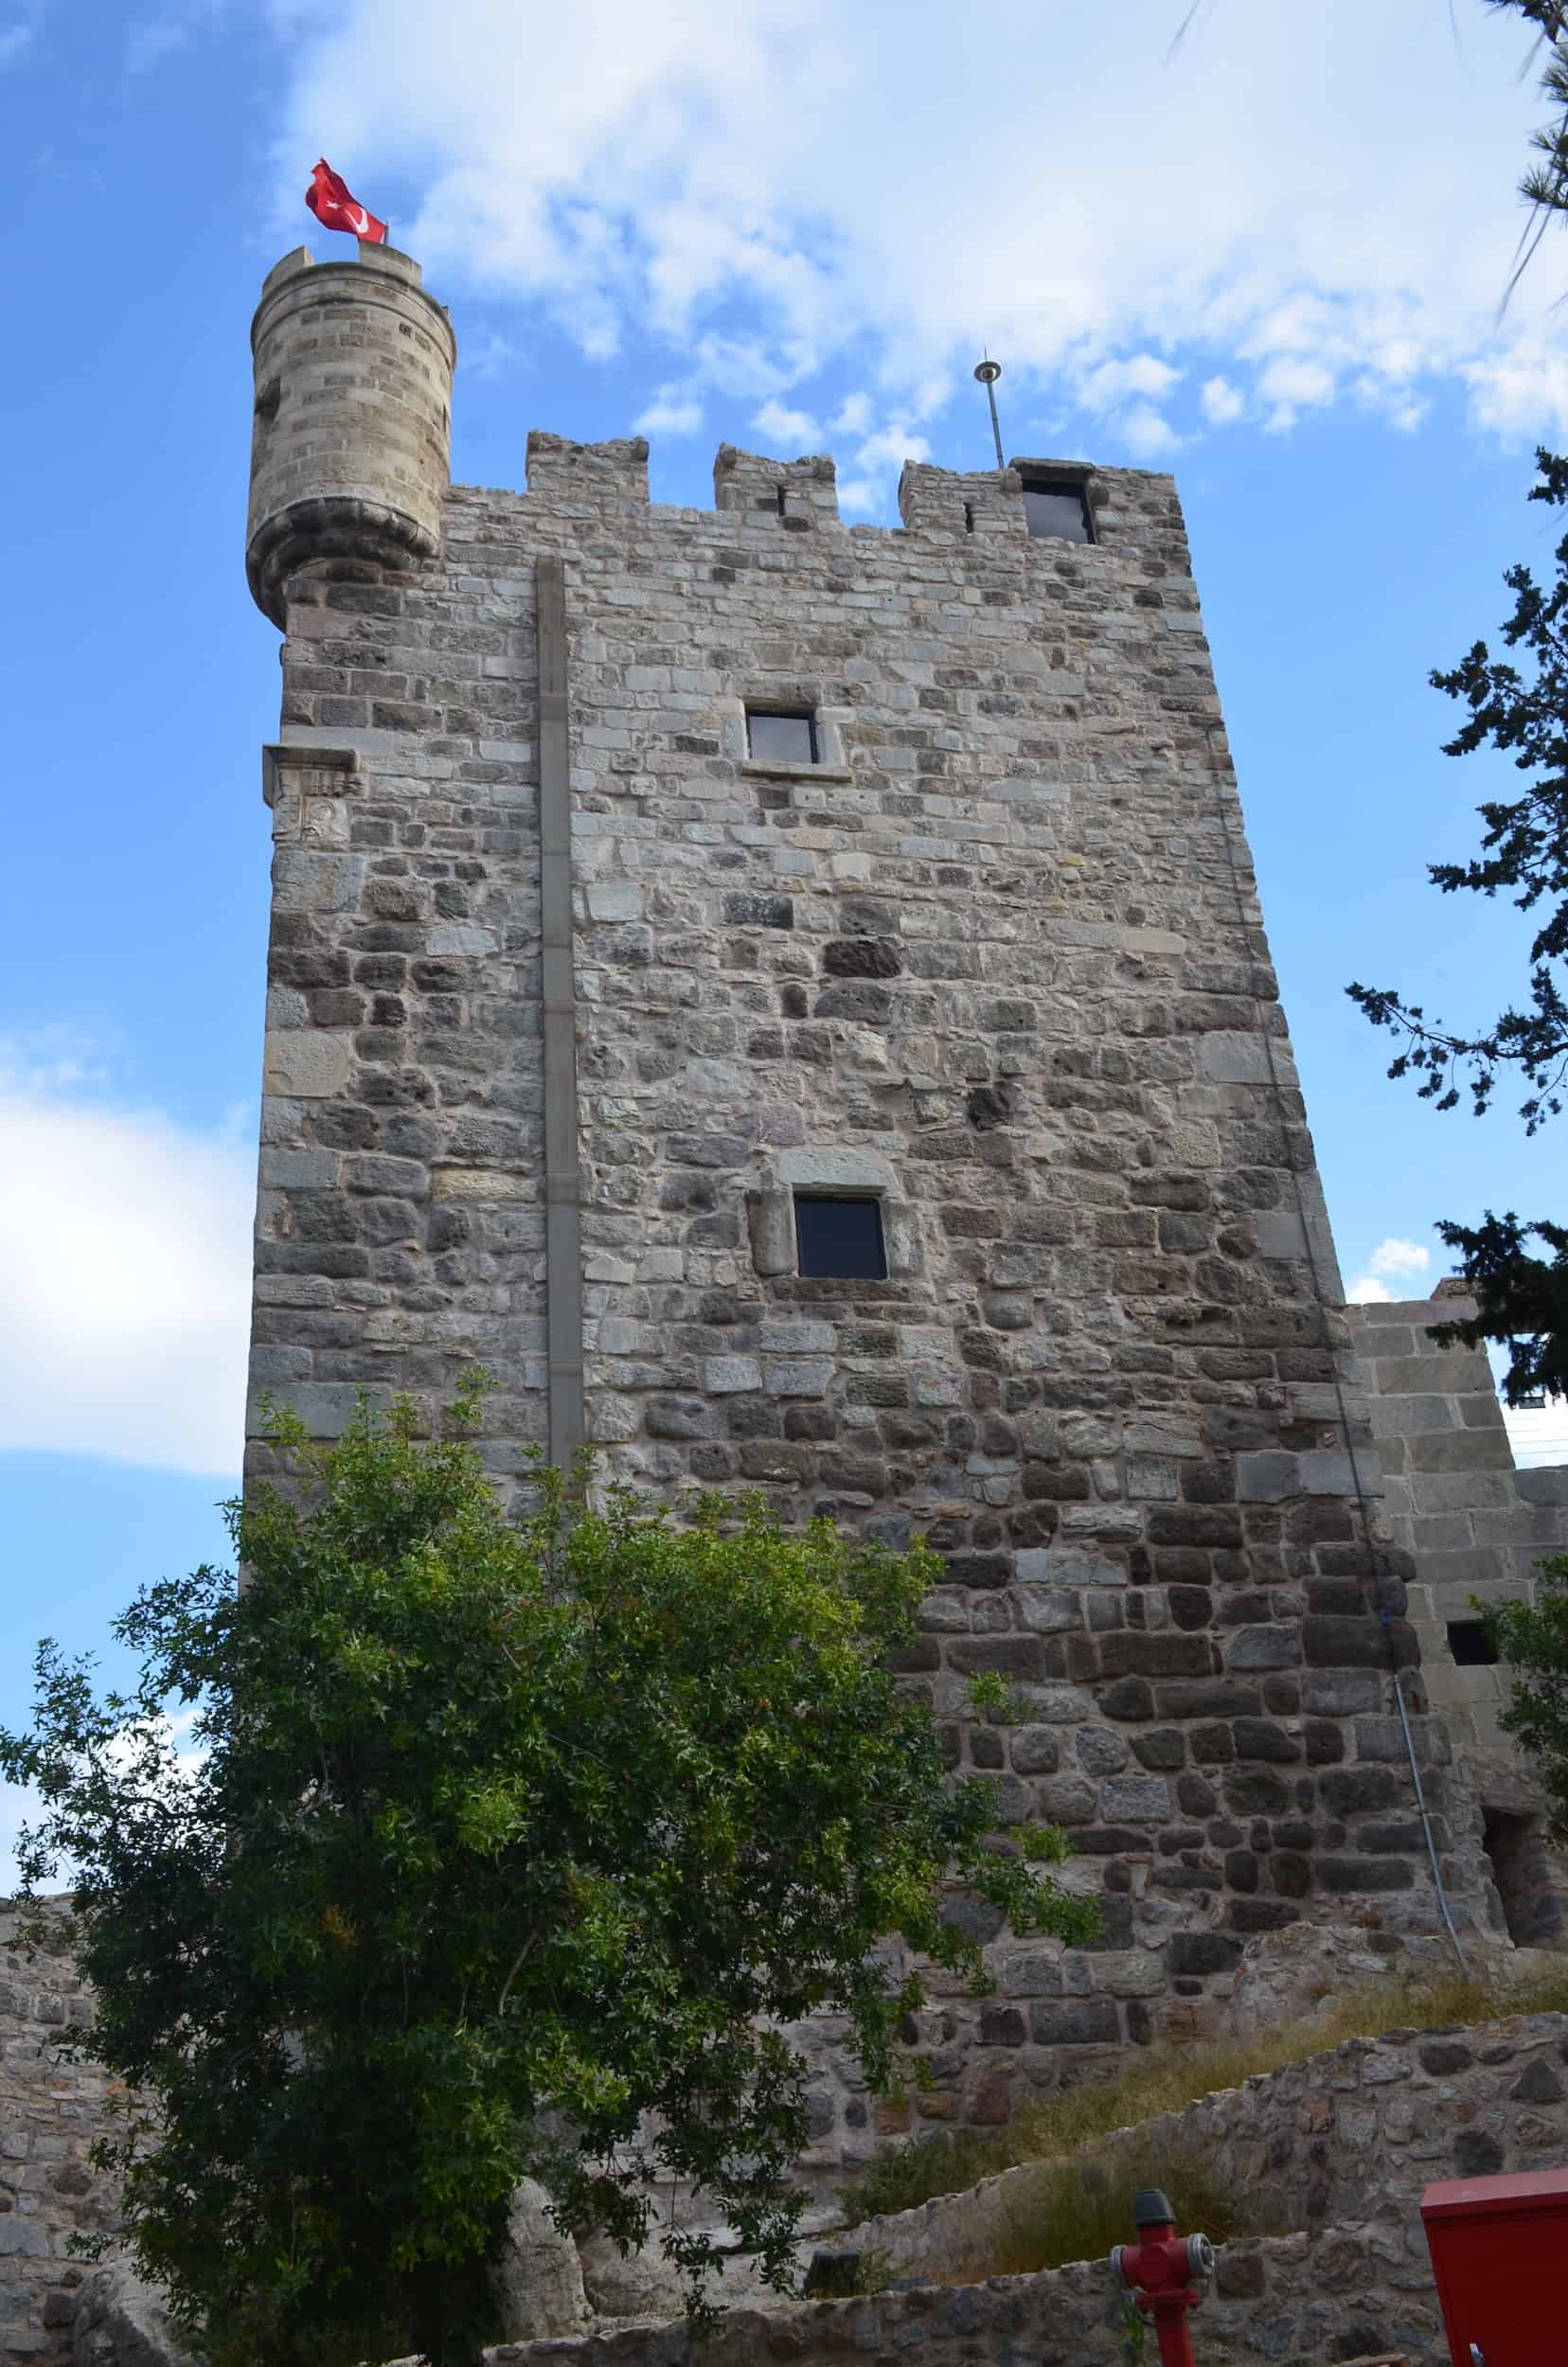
237 239 1505 2160
842 2006 1568 2285
469 2010 1568 2367
1348 1289 1568 1944
0 1910 119 2364
8 1928 1560 2366
476 2227 1446 2367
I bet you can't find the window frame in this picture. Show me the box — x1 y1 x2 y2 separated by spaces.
792 1189 888 1281
1018 471 1096 545
745 706 820 767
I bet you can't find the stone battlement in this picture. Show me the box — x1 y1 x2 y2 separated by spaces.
245 251 1185 629
511 430 1146 547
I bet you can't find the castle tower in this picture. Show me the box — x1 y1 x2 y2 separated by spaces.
242 247 1528 2164
247 240 455 628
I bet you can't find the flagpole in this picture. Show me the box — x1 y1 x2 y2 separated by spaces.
973 357 1005 472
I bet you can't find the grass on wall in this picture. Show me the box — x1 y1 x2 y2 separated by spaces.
841 1960 1568 2226
973 2140 1288 2280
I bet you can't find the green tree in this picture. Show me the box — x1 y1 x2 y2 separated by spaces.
1347 448 1568 1402
1489 3 1568 301
1483 1554 1568 1828
0 1393 1090 2367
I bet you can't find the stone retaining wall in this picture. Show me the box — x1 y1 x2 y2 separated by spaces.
8 1957 1561 2365
479 2223 1444 2367
474 2003 1568 2367
844 2006 1567 2286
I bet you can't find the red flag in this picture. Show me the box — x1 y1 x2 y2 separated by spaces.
306 159 387 244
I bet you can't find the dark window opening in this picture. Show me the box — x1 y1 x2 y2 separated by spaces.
776 483 788 518
1021 474 1094 544
1516 1390 1546 1410
964 501 975 534
1448 1620 1499 1667
1482 1807 1548 1946
747 708 818 765
794 1193 886 1279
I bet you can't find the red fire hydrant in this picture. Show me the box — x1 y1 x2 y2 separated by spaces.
1109 2188 1216 2367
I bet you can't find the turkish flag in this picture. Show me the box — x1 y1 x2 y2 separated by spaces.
306 159 387 244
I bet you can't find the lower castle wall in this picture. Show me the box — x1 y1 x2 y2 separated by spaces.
430 2009 1568 2367
1348 1291 1568 1945
8 1890 1563 2367
840 2008 1568 2285
472 2231 1446 2367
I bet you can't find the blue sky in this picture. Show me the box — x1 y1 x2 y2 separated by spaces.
5 0 1568 1875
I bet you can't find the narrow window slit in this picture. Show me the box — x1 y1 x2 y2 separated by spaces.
964 501 975 534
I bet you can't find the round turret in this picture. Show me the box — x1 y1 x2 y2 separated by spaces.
246 241 456 628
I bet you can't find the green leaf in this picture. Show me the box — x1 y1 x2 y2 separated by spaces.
0 1389 1091 2367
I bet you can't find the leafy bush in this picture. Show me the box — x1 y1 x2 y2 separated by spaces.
0 1391 1093 2367
1485 1556 1568 1833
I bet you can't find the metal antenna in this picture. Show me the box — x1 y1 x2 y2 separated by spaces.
973 354 1005 471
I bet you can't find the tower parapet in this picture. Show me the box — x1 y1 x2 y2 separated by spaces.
246 241 455 628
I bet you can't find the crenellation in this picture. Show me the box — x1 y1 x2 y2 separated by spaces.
524 432 650 505
714 443 840 528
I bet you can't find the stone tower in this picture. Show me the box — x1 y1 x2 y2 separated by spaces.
242 241 1545 2166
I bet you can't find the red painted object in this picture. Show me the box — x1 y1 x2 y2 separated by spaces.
1110 2189 1215 2367
1421 2167 1568 2366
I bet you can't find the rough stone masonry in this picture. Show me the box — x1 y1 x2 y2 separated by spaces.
239 236 1564 2172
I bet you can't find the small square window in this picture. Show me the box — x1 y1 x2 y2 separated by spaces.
747 708 818 765
1021 476 1094 544
794 1193 886 1279
1448 1620 1499 1667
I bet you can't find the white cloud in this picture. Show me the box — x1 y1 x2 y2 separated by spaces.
1346 1236 1434 1303
852 422 932 474
0 1043 252 1475
0 0 41 63
1258 354 1337 413
266 0 1568 463
1463 344 1568 441
1075 355 1182 411
751 398 820 449
633 383 704 436
1118 404 1181 459
831 392 873 437
1200 375 1244 426
1368 1238 1432 1281
835 477 883 515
